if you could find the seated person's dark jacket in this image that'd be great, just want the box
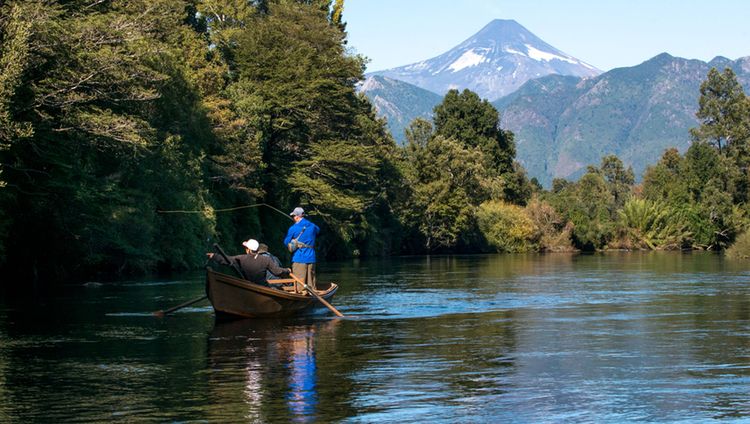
[260,251,284,281]
[213,252,288,285]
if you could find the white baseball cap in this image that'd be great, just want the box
[242,239,259,251]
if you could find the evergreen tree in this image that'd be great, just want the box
[690,67,750,204]
[0,0,230,282]
[403,135,486,251]
[227,1,366,196]
[600,155,635,211]
[642,148,690,206]
[433,89,516,177]
[548,170,614,250]
[330,0,346,33]
[208,0,400,257]
[690,68,750,156]
[404,117,432,151]
[0,1,37,265]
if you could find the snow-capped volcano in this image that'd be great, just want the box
[368,19,601,101]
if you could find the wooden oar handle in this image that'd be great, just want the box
[289,273,344,317]
[213,243,244,279]
[213,243,232,263]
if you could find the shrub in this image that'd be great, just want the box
[525,197,574,251]
[476,200,536,252]
[615,198,691,250]
[726,231,750,259]
[548,172,614,250]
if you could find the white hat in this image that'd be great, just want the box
[242,239,259,251]
[289,207,305,217]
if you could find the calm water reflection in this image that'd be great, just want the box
[1,252,749,422]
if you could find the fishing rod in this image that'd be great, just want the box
[157,202,294,221]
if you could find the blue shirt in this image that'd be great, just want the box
[284,218,319,263]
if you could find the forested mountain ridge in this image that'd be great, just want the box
[361,53,750,185]
[494,54,750,186]
[357,75,443,143]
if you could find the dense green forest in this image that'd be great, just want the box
[1,0,749,286]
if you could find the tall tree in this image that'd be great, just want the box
[642,148,690,206]
[690,67,750,203]
[600,155,635,211]
[690,68,750,156]
[403,135,486,251]
[214,0,401,257]
[433,89,516,177]
[0,1,38,264]
[0,0,227,282]
[228,1,366,195]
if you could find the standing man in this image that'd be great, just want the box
[284,207,319,291]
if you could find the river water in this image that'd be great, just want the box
[1,252,749,423]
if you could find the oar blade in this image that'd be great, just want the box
[152,295,208,318]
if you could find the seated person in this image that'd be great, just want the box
[257,243,284,282]
[208,239,291,286]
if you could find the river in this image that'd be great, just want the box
[1,252,749,422]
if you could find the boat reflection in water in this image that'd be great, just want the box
[207,317,340,422]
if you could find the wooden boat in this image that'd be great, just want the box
[205,267,339,319]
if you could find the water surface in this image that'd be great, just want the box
[1,252,749,422]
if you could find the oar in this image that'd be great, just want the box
[153,295,208,317]
[213,243,245,279]
[290,273,344,317]
[153,238,212,318]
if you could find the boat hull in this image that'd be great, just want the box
[206,268,338,318]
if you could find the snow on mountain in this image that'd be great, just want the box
[368,19,601,101]
[448,49,489,72]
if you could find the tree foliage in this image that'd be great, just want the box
[640,69,750,251]
[0,0,410,284]
[476,201,535,252]
[4,4,750,285]
[690,68,750,156]
[395,91,523,252]
[616,198,690,250]
[433,89,515,176]
[401,134,486,251]
[0,0,226,281]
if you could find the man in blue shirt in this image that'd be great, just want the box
[284,207,320,291]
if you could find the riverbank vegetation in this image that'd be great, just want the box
[1,0,749,285]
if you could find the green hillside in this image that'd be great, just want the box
[359,75,443,144]
[494,54,750,186]
[364,54,750,186]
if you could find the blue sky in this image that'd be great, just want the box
[344,0,750,72]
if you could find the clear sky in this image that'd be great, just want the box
[344,0,750,72]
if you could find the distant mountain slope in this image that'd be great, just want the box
[368,19,601,101]
[361,53,750,185]
[494,54,750,186]
[359,75,442,144]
